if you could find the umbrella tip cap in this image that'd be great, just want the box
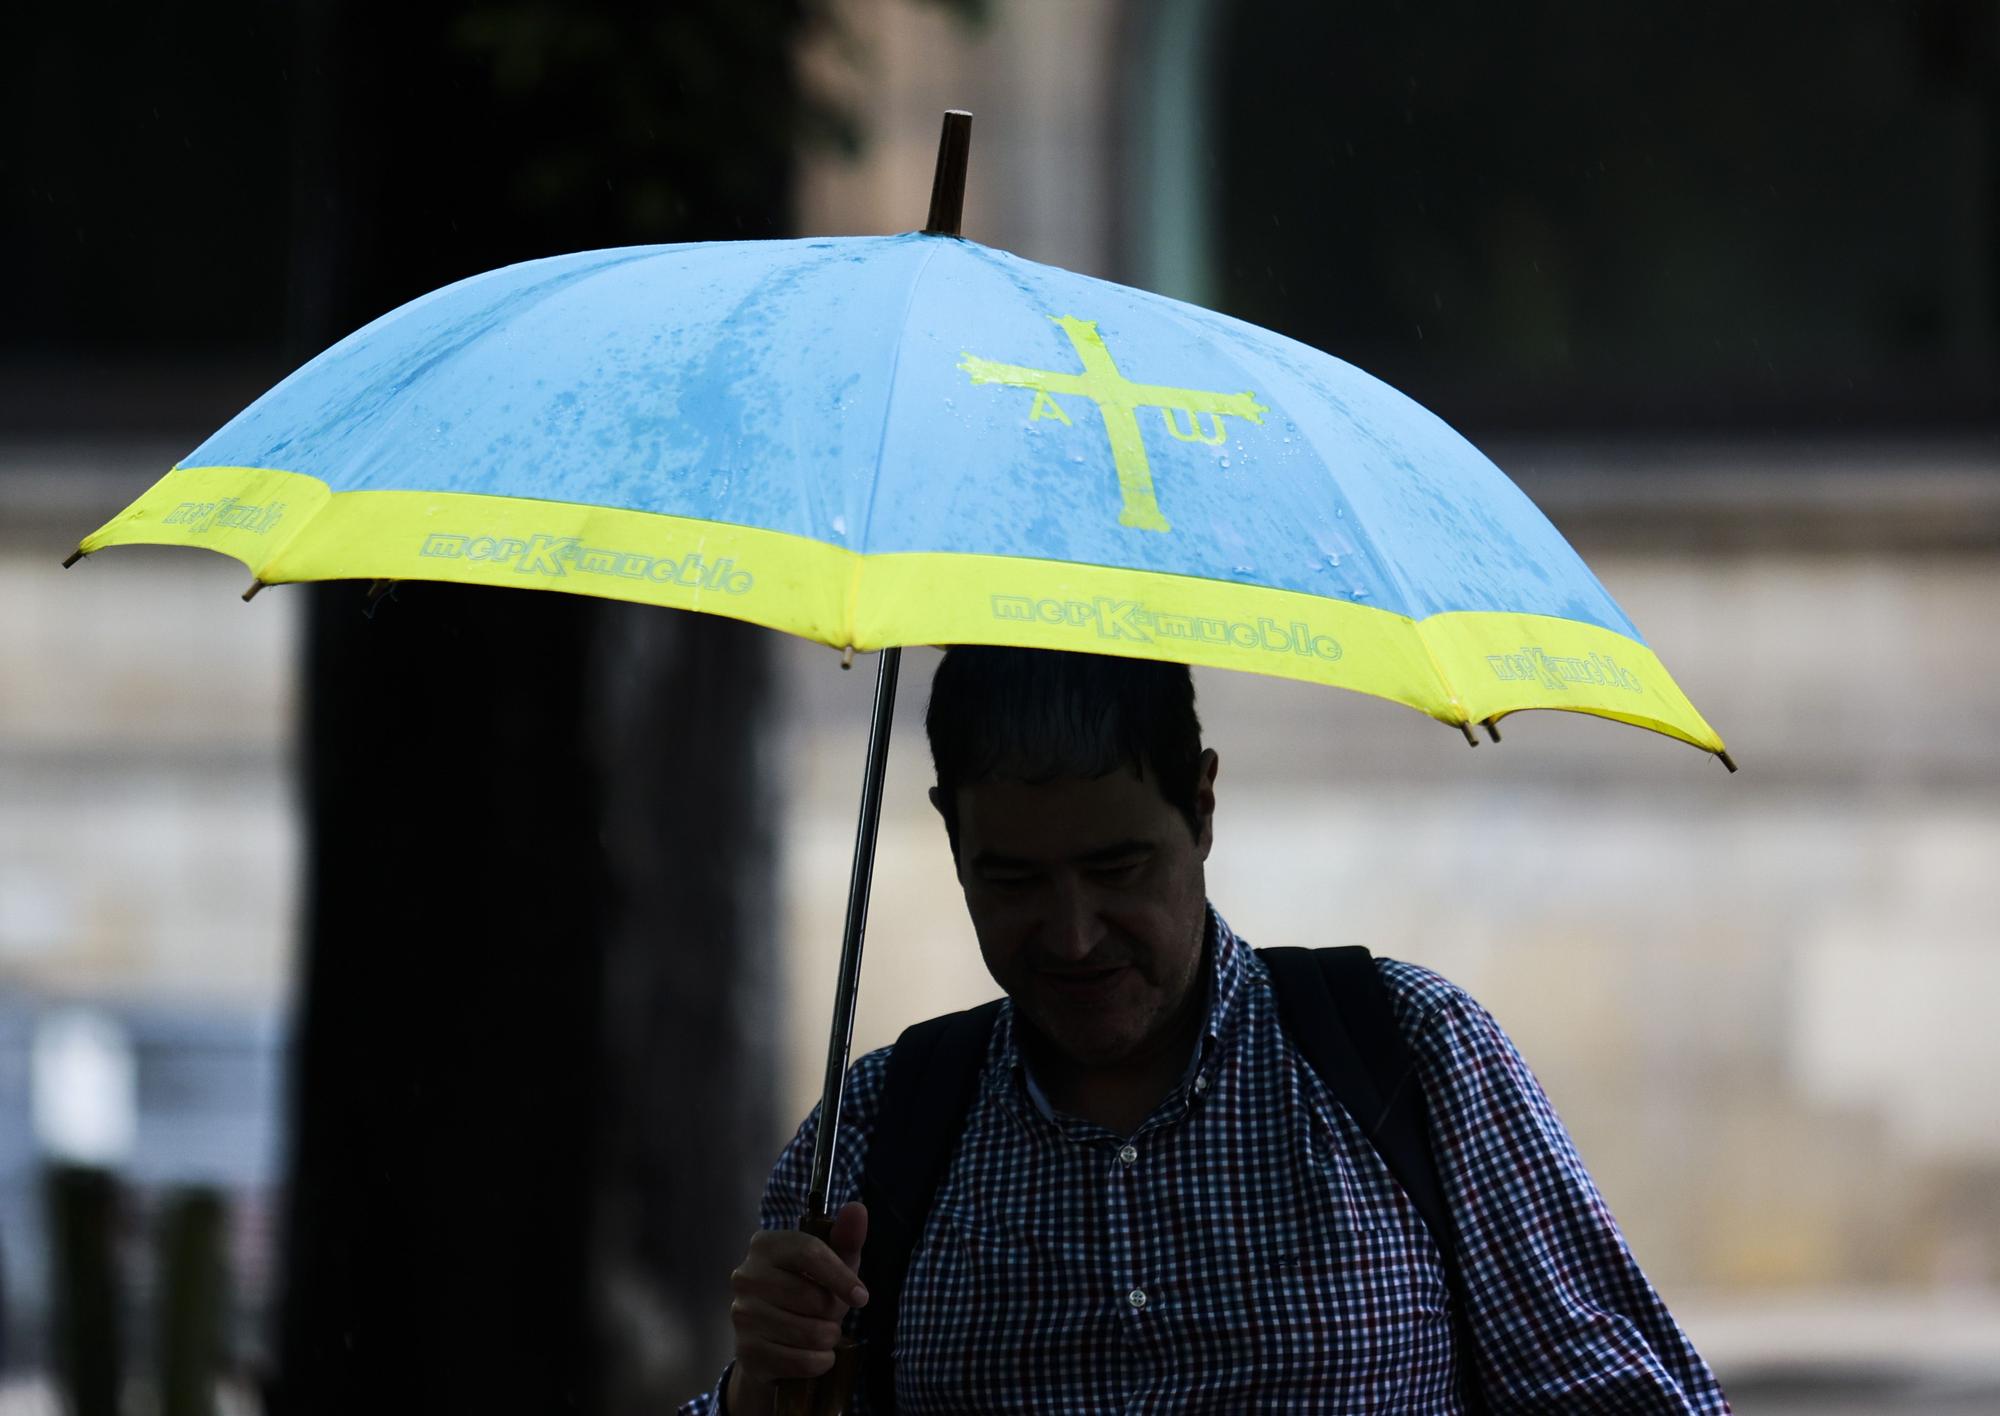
[923,110,974,237]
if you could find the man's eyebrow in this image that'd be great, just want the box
[1076,839,1154,864]
[968,839,1155,871]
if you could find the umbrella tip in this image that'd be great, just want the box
[922,110,973,237]
[1458,722,1479,748]
[841,645,856,671]
[1482,718,1502,744]
[1717,748,1739,774]
[241,578,266,603]
[62,548,86,569]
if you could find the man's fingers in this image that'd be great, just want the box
[731,1294,845,1354]
[736,1333,838,1382]
[733,1255,863,1316]
[727,1220,871,1398]
[787,1248,867,1309]
[732,1266,845,1322]
[740,1230,868,1308]
[830,1200,869,1278]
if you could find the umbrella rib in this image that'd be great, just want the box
[1409,616,1472,727]
[852,242,944,576]
[239,471,338,587]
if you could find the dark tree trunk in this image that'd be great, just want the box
[280,584,611,1413]
[588,605,777,1412]
[271,3,804,1410]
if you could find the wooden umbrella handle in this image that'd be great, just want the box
[772,1212,859,1416]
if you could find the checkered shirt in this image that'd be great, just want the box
[685,911,1729,1413]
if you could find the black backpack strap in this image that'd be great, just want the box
[1259,946,1450,1238]
[1258,946,1484,1410]
[855,998,1003,1414]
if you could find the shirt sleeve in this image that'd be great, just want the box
[1381,962,1731,1414]
[675,1369,729,1416]
[677,1047,894,1416]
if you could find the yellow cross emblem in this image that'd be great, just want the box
[958,316,1269,533]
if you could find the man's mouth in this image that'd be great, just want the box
[1039,964,1130,1000]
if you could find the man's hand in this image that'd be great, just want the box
[725,1201,869,1416]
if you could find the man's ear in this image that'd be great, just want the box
[1193,749,1220,860]
[928,785,961,867]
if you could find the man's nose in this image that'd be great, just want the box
[1042,878,1105,962]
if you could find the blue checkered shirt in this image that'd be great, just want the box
[685,911,1729,1413]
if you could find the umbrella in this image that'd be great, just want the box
[67,110,1728,1410]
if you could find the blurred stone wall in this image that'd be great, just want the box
[0,441,296,1365]
[1,445,297,1011]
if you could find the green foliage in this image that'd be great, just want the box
[447,0,854,243]
[445,0,989,243]
[3,0,990,355]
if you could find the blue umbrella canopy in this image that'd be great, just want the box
[76,228,1722,756]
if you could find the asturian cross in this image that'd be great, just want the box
[959,316,1268,533]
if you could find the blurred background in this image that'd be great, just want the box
[2,1,1997,1412]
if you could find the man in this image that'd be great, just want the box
[685,647,1729,1413]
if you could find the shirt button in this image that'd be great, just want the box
[1117,1143,1138,1165]
[1127,1287,1148,1310]
[1193,1074,1208,1095]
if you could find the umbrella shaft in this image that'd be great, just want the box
[807,646,902,1215]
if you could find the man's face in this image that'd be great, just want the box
[937,751,1219,1070]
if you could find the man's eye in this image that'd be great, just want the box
[1092,859,1146,882]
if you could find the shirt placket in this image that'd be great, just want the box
[1114,1089,1203,1413]
[1101,1127,1145,1409]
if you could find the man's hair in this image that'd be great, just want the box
[925,647,1205,858]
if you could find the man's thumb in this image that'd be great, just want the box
[830,1199,869,1278]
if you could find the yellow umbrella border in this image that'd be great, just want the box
[77,460,1728,760]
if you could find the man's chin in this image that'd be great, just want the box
[1023,1008,1150,1069]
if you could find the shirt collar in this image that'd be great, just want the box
[998,904,1249,1127]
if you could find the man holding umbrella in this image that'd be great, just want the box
[690,646,1730,1415]
[63,102,1734,1415]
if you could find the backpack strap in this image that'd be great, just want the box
[855,998,1003,1414]
[1258,946,1484,1411]
[1257,947,1448,1239]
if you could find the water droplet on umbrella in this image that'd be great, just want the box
[1334,507,1345,517]
[1325,553,1342,568]
[831,515,847,536]
[1219,456,1231,468]
[1350,587,1370,599]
